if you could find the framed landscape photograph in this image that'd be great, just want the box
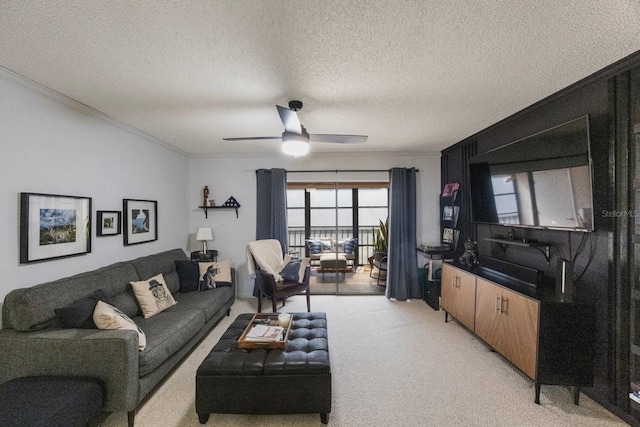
[20,192,92,263]
[97,210,121,236]
[123,199,157,246]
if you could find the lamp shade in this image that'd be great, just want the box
[196,227,213,241]
[282,140,309,157]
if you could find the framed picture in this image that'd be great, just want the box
[97,210,121,236]
[123,199,158,246]
[20,192,92,264]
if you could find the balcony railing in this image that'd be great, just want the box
[288,226,381,266]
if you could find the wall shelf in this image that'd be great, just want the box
[198,206,239,219]
[484,237,553,264]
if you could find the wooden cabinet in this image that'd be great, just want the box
[442,262,595,404]
[475,278,538,379]
[441,264,476,331]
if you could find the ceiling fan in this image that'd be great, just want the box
[223,101,368,156]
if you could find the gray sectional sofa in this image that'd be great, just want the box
[0,248,235,425]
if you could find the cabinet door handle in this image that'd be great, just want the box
[495,296,502,312]
[501,297,508,314]
[451,275,456,288]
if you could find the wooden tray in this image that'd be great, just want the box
[237,313,291,350]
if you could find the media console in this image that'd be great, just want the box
[440,262,596,404]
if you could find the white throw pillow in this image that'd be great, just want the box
[130,274,177,318]
[93,300,146,351]
[198,260,232,284]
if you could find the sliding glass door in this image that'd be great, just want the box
[287,183,388,295]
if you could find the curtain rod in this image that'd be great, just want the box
[286,169,419,173]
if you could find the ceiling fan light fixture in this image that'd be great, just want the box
[282,139,309,157]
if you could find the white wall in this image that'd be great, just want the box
[0,67,442,311]
[188,152,441,297]
[0,70,190,306]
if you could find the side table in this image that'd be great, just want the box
[191,250,218,262]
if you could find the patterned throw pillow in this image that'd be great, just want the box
[130,274,177,318]
[198,260,232,285]
[306,239,322,254]
[343,237,358,254]
[93,300,146,351]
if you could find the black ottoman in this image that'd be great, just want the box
[196,312,331,424]
[0,376,104,427]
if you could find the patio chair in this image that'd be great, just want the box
[370,252,388,286]
[247,239,311,313]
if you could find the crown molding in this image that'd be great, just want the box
[0,65,189,157]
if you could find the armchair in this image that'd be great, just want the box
[247,239,311,313]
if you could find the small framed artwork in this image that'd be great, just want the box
[123,199,158,246]
[20,192,92,264]
[97,210,121,236]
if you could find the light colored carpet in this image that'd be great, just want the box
[99,295,626,427]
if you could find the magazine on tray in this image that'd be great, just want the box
[245,324,285,341]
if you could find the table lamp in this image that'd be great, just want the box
[196,227,213,253]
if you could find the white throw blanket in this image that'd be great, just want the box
[247,239,286,281]
[247,239,309,283]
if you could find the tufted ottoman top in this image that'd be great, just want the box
[197,312,330,377]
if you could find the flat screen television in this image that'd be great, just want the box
[468,115,594,232]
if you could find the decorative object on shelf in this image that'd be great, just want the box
[20,192,92,263]
[96,210,121,237]
[208,199,215,206]
[458,240,478,267]
[221,196,241,208]
[202,186,209,207]
[123,199,158,246]
[196,227,213,252]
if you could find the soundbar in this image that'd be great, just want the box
[477,256,543,288]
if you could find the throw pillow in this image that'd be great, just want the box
[343,237,358,254]
[279,259,301,282]
[277,257,310,282]
[198,260,232,284]
[93,300,146,351]
[306,239,322,254]
[55,289,114,329]
[130,274,177,318]
[175,260,199,293]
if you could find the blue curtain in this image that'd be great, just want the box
[385,167,420,300]
[255,168,288,250]
[254,168,288,296]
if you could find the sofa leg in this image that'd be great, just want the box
[271,297,277,313]
[320,412,328,424]
[257,294,262,313]
[226,308,231,316]
[128,409,135,427]
[306,289,311,312]
[198,413,210,424]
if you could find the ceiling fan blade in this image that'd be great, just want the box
[276,105,302,134]
[222,136,281,141]
[309,134,368,144]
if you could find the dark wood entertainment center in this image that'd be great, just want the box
[440,50,640,424]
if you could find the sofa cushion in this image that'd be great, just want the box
[54,289,114,329]
[136,308,204,376]
[93,301,147,351]
[3,262,139,332]
[131,274,177,318]
[130,249,188,295]
[172,285,234,322]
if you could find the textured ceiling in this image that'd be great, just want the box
[1,1,639,155]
